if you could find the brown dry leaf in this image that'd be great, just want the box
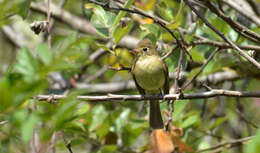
[170,126,194,153]
[150,129,174,153]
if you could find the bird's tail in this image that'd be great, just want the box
[149,100,164,129]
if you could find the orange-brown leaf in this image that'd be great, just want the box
[150,129,174,153]
[170,126,194,153]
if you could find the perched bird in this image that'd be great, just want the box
[131,39,169,129]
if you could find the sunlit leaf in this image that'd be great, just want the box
[122,125,143,146]
[21,113,38,142]
[181,115,199,128]
[245,129,260,153]
[89,105,108,132]
[113,21,134,44]
[112,0,133,29]
[141,24,161,39]
[37,43,52,65]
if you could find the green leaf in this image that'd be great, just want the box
[89,105,108,132]
[21,113,38,142]
[209,117,227,130]
[173,100,188,120]
[113,21,134,44]
[37,43,52,65]
[90,5,116,38]
[18,0,31,19]
[115,108,130,132]
[167,1,184,30]
[13,48,39,82]
[157,5,174,22]
[190,48,205,62]
[96,110,121,139]
[97,44,115,55]
[112,0,133,29]
[122,125,143,146]
[98,145,117,153]
[140,24,161,39]
[181,115,199,128]
[245,129,260,153]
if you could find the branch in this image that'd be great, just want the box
[30,2,139,49]
[246,0,260,16]
[36,90,260,101]
[190,38,260,52]
[222,0,260,27]
[205,1,260,43]
[88,0,186,55]
[197,136,254,153]
[184,0,260,69]
[182,48,220,90]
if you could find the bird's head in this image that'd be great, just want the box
[131,39,158,56]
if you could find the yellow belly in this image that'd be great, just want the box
[133,55,165,92]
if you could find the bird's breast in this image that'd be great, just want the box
[133,55,166,92]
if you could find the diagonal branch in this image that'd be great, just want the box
[205,1,260,43]
[184,0,260,69]
[182,48,220,90]
[196,136,254,153]
[87,0,186,55]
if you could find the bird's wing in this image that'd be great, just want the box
[161,60,169,94]
[132,74,146,95]
[131,57,146,95]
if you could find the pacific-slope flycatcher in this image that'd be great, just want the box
[131,39,169,129]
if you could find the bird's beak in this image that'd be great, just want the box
[130,49,139,54]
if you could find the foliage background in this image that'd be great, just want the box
[0,0,260,153]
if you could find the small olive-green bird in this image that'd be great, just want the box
[131,39,169,129]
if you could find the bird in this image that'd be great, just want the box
[131,38,169,129]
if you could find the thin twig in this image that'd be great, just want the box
[161,46,178,60]
[30,97,38,153]
[0,121,8,125]
[236,108,258,129]
[205,1,260,43]
[36,90,260,101]
[61,131,73,153]
[165,45,184,130]
[46,0,51,49]
[184,0,260,69]
[88,0,185,54]
[190,38,260,52]
[182,48,221,90]
[246,0,260,16]
[196,136,254,153]
[30,2,260,52]
[108,66,131,71]
[222,0,260,27]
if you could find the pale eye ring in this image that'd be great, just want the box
[143,47,148,52]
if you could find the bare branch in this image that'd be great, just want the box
[184,0,260,69]
[36,90,260,102]
[30,2,139,49]
[197,136,254,153]
[222,0,260,27]
[88,0,186,57]
[190,38,260,52]
[61,131,73,153]
[182,48,220,90]
[205,1,260,43]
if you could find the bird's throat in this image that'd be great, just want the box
[133,55,165,92]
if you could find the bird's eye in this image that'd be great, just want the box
[143,47,148,52]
